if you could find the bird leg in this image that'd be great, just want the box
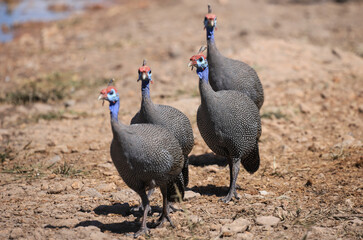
[134,191,150,238]
[221,158,241,203]
[132,188,155,214]
[154,186,175,228]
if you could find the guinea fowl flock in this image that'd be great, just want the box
[98,5,264,237]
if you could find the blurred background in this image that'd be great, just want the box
[0,0,362,239]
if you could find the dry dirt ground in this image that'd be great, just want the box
[0,0,362,239]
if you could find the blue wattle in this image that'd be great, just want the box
[109,100,120,120]
[206,27,215,43]
[197,66,209,83]
[141,80,151,98]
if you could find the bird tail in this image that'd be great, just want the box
[182,155,189,187]
[241,141,260,174]
[167,172,185,202]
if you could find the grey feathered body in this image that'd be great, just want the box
[110,118,184,200]
[131,97,194,186]
[207,41,264,110]
[197,80,261,173]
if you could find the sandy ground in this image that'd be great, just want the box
[0,0,362,239]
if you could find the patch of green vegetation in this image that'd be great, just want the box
[0,146,14,163]
[30,110,88,123]
[1,72,77,104]
[0,71,112,105]
[53,162,82,176]
[261,110,288,120]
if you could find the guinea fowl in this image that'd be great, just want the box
[189,50,261,203]
[99,83,185,237]
[204,5,264,110]
[131,60,194,187]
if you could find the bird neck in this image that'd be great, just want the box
[141,80,151,99]
[206,26,215,43]
[197,66,209,84]
[109,100,120,121]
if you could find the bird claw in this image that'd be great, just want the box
[154,214,175,228]
[133,227,150,238]
[220,190,240,203]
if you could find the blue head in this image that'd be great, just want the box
[99,85,120,119]
[204,5,217,41]
[137,60,153,98]
[189,53,209,82]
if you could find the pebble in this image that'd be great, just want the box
[96,183,116,192]
[71,181,83,190]
[221,218,250,236]
[47,183,65,194]
[111,189,137,202]
[54,145,70,154]
[10,228,24,239]
[236,232,254,240]
[259,190,270,196]
[256,216,280,226]
[89,143,101,151]
[47,155,61,166]
[81,188,103,198]
[184,190,201,200]
[299,103,310,114]
[205,165,219,173]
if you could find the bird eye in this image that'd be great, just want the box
[198,57,203,62]
[149,70,152,74]
[110,89,114,95]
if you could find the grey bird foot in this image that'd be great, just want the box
[132,204,152,215]
[133,227,150,238]
[154,214,175,228]
[169,204,184,213]
[220,190,240,203]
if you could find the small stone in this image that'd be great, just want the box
[299,103,310,114]
[89,143,101,151]
[98,163,114,170]
[89,231,109,240]
[210,224,221,231]
[221,218,250,235]
[189,215,200,224]
[259,190,270,196]
[345,199,354,208]
[96,183,116,192]
[184,190,201,200]
[81,188,103,198]
[47,183,65,194]
[256,216,280,226]
[47,155,61,166]
[205,165,219,173]
[236,232,254,240]
[54,145,70,154]
[40,183,49,190]
[111,189,137,202]
[64,100,76,108]
[10,228,23,239]
[71,181,83,190]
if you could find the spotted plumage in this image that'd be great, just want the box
[204,5,264,110]
[189,54,261,203]
[131,60,194,187]
[99,84,184,237]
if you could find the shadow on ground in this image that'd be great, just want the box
[75,220,140,234]
[190,184,229,197]
[189,153,227,167]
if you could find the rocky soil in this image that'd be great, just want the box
[0,0,362,239]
